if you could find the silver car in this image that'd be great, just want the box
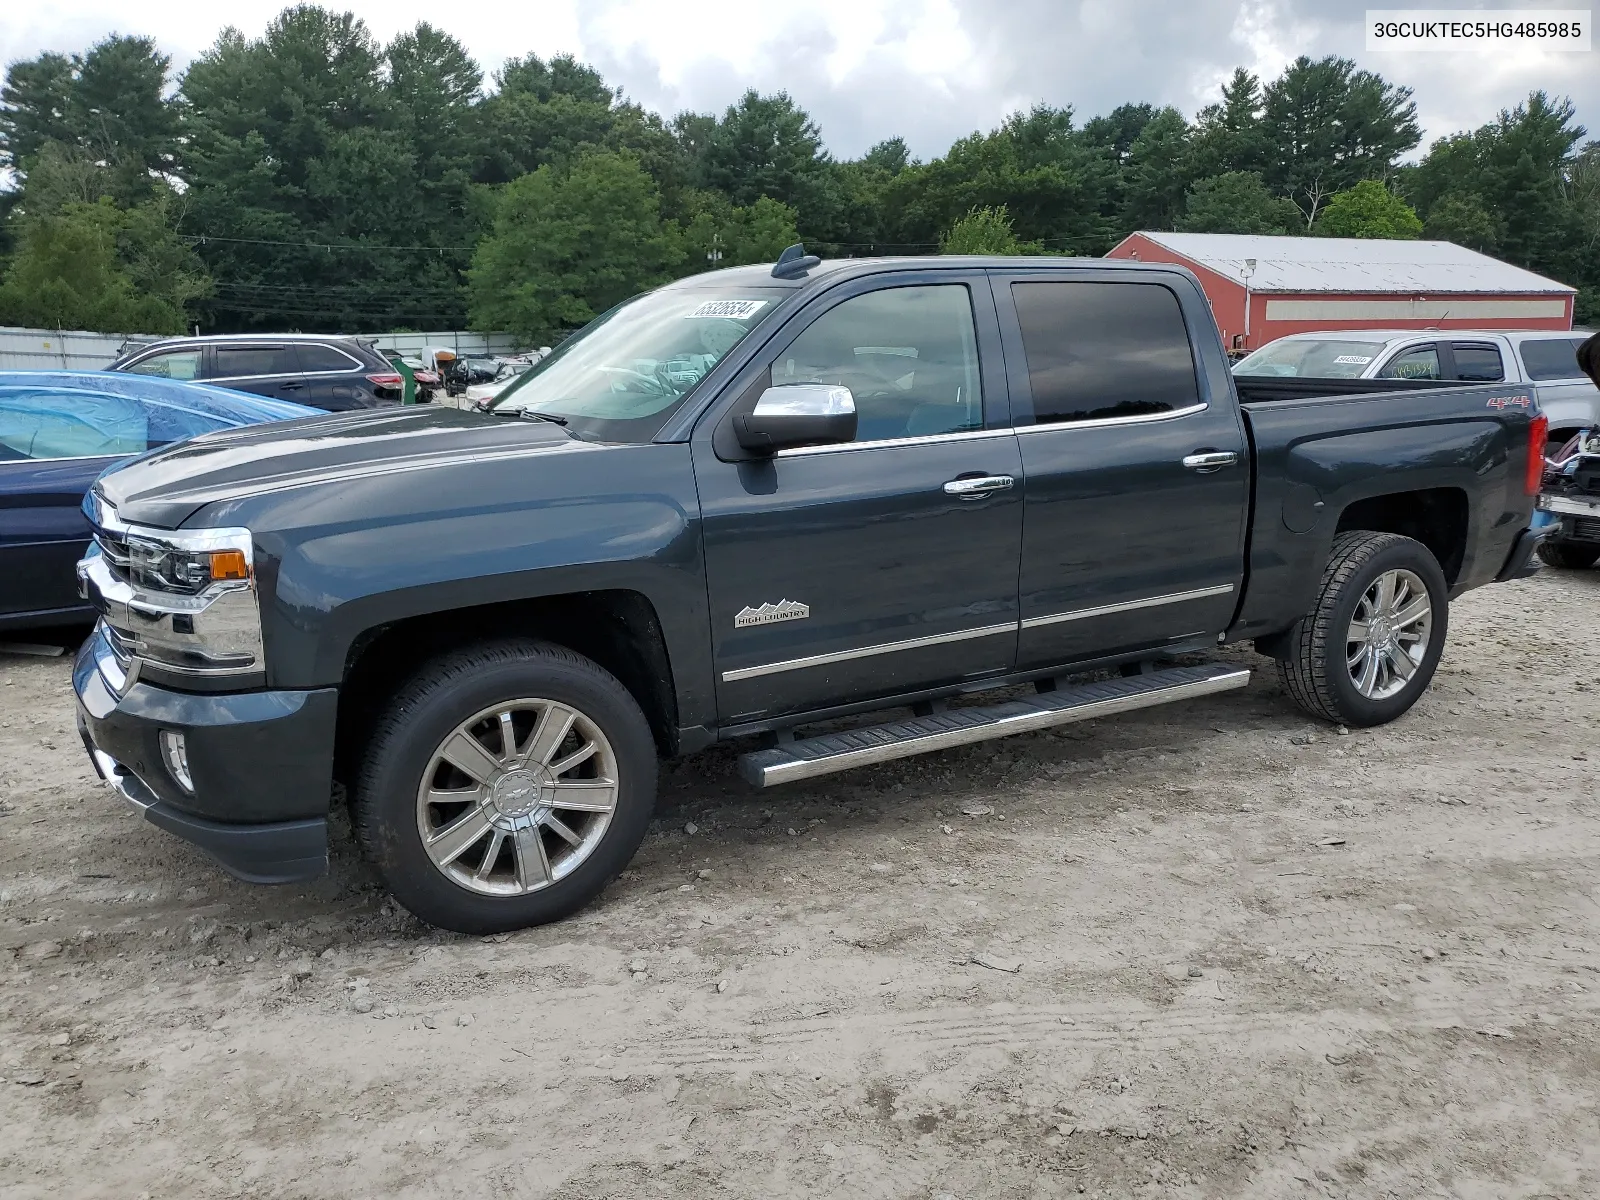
[1235,329,1597,446]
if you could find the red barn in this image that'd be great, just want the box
[1105,231,1576,352]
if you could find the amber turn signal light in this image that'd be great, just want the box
[209,549,250,581]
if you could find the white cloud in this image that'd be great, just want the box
[1,0,1594,158]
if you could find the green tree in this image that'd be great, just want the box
[468,150,682,339]
[1,35,177,204]
[1082,103,1159,168]
[1186,68,1269,180]
[1421,192,1499,250]
[1411,92,1586,283]
[1564,142,1600,321]
[679,192,799,269]
[1178,171,1304,234]
[1313,179,1422,238]
[1260,56,1421,224]
[692,90,832,232]
[939,205,1041,254]
[861,137,911,174]
[0,54,76,172]
[1119,107,1192,231]
[179,7,473,330]
[0,196,207,332]
[885,105,1116,252]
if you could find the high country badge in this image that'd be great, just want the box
[733,600,810,628]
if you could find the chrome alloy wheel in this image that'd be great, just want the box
[1346,568,1432,701]
[416,699,619,896]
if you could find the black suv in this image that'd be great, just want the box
[108,334,404,411]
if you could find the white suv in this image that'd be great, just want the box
[1235,329,1597,446]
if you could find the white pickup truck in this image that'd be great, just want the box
[1235,328,1598,447]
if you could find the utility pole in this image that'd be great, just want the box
[706,232,723,267]
[1242,258,1257,349]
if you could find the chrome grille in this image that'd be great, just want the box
[94,530,132,583]
[101,622,134,668]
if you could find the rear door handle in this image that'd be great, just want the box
[1182,451,1239,472]
[943,475,1014,499]
[278,382,304,391]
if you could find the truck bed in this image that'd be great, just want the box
[1229,375,1541,644]
[1233,376,1460,404]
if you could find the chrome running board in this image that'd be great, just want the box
[737,663,1251,787]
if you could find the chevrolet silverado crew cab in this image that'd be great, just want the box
[73,248,1549,934]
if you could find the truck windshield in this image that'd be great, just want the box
[1234,338,1389,378]
[489,289,781,441]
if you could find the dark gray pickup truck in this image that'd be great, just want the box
[73,249,1549,933]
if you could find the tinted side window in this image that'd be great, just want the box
[774,284,982,442]
[1378,345,1442,380]
[213,346,298,378]
[1520,338,1586,381]
[1010,282,1199,425]
[125,349,202,380]
[1451,343,1504,382]
[297,343,360,372]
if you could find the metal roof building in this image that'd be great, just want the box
[1105,232,1577,352]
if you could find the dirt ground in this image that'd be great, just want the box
[2,570,1599,1200]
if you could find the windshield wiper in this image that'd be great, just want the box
[509,409,568,426]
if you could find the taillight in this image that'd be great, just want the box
[366,373,403,388]
[1526,412,1548,495]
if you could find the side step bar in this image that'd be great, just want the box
[737,663,1251,788]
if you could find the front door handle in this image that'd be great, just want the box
[1182,451,1239,473]
[943,475,1014,499]
[278,382,304,391]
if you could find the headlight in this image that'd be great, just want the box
[127,533,252,595]
[78,514,266,688]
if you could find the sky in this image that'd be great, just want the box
[2,0,1596,160]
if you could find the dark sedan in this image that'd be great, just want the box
[0,371,315,631]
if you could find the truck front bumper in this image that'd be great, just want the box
[73,624,337,885]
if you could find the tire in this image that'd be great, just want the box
[353,639,658,934]
[1536,540,1600,570]
[1276,531,1448,728]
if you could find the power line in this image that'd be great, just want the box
[183,233,476,252]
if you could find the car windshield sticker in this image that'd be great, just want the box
[685,299,768,320]
[1333,355,1373,364]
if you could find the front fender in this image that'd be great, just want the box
[212,442,715,729]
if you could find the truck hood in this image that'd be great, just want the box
[95,405,580,528]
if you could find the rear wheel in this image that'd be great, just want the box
[1536,540,1600,570]
[354,639,657,933]
[1277,531,1448,727]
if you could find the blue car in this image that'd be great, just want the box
[0,371,316,631]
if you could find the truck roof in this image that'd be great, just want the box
[661,255,1192,291]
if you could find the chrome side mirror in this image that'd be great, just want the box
[734,384,858,453]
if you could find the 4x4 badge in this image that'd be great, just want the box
[734,599,810,628]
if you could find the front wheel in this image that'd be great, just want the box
[354,639,658,934]
[1277,531,1448,727]
[1537,540,1600,570]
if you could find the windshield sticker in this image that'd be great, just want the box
[684,299,768,320]
[1333,355,1373,364]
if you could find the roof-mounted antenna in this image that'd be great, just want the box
[772,243,821,280]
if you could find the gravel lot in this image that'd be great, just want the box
[3,570,1599,1199]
